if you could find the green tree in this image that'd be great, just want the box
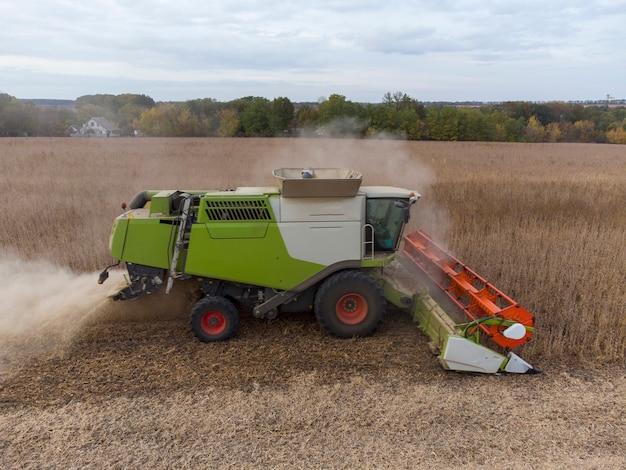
[240,97,272,136]
[117,103,145,135]
[382,92,425,115]
[505,117,526,141]
[426,106,458,140]
[316,94,368,136]
[0,92,14,109]
[229,96,255,113]
[75,104,115,127]
[0,93,76,136]
[364,92,425,139]
[35,107,74,136]
[318,94,360,123]
[76,94,154,113]
[126,94,156,109]
[484,109,509,141]
[295,104,320,131]
[457,108,490,141]
[270,97,294,135]
[0,99,36,136]
[608,107,626,124]
[532,103,560,126]
[186,98,221,136]
[366,104,401,137]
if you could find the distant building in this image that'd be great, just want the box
[84,117,121,137]
[65,124,82,136]
[69,117,120,137]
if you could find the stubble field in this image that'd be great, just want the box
[0,137,625,468]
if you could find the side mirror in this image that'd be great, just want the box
[393,200,411,223]
[503,323,526,340]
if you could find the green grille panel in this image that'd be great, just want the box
[203,199,273,222]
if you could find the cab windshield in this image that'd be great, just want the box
[366,198,409,252]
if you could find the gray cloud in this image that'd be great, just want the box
[0,0,623,101]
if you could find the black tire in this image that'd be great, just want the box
[190,296,239,342]
[314,270,386,338]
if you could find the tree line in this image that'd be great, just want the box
[1,91,625,143]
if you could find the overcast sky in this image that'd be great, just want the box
[1,0,624,103]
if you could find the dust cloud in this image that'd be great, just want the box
[0,254,123,377]
[250,136,433,189]
[250,135,450,240]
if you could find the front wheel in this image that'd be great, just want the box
[190,296,239,342]
[314,270,386,338]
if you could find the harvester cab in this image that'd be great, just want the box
[99,167,538,374]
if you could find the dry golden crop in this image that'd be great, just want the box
[1,137,625,468]
[1,137,624,362]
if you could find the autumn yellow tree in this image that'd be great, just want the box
[136,104,203,136]
[572,120,597,143]
[523,115,545,142]
[217,108,240,137]
[606,126,626,144]
[545,122,562,142]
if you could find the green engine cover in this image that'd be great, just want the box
[184,223,323,289]
[109,210,177,269]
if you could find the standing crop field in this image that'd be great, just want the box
[1,138,625,468]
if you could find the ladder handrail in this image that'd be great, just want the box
[362,223,375,260]
[166,193,192,294]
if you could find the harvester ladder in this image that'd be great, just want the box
[166,193,192,294]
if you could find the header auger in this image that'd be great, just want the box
[99,167,539,374]
[404,230,535,351]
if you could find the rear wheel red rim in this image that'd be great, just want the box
[200,311,227,335]
[335,293,368,325]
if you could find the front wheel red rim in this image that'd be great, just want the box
[335,294,368,325]
[200,311,227,335]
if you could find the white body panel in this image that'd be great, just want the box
[278,221,362,266]
[504,352,535,373]
[276,195,364,266]
[278,196,363,222]
[441,336,507,373]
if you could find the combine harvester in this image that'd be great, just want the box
[99,168,538,374]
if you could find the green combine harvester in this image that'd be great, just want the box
[99,168,538,374]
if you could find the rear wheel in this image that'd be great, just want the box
[190,296,239,342]
[315,270,386,338]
